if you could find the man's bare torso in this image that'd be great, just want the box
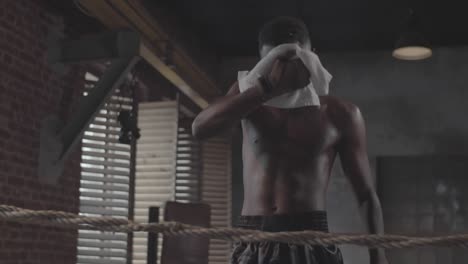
[190,43,387,262]
[241,96,350,215]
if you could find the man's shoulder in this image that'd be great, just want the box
[321,95,363,126]
[322,95,361,116]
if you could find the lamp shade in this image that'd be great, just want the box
[393,10,432,60]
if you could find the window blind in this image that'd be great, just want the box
[201,137,233,264]
[77,72,133,264]
[131,99,232,264]
[132,101,179,264]
[175,119,202,203]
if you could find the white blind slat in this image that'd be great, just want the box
[77,257,125,264]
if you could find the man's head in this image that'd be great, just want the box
[258,16,311,58]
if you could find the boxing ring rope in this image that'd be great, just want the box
[1,204,468,249]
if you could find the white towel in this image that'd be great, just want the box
[238,50,332,108]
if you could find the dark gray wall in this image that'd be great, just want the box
[220,47,468,263]
[323,48,468,156]
[379,156,468,264]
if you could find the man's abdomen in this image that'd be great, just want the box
[241,150,333,215]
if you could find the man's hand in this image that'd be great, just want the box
[263,58,310,100]
[241,44,300,92]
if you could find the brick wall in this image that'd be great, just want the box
[0,0,85,263]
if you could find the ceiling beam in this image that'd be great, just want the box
[78,0,221,109]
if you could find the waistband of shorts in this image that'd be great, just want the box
[236,211,329,232]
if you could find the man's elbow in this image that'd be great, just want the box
[191,116,208,140]
[191,117,202,139]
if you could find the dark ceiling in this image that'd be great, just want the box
[153,0,468,56]
[43,0,105,36]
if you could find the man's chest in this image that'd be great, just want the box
[242,106,340,154]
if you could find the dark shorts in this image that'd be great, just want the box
[231,212,343,264]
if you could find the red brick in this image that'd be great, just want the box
[0,1,82,263]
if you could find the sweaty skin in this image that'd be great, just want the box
[241,97,344,215]
[192,59,387,264]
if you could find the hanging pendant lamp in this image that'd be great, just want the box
[393,9,432,60]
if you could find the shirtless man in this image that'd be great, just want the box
[192,17,388,264]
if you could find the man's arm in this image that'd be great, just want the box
[338,105,388,264]
[192,43,310,140]
[191,81,265,140]
[192,56,309,140]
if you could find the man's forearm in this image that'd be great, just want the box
[192,85,265,140]
[360,192,387,263]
